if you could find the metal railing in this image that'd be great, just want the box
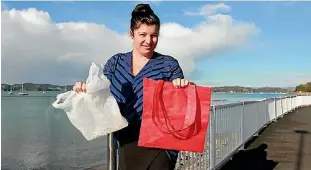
[107,95,311,170]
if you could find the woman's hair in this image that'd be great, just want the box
[130,4,160,36]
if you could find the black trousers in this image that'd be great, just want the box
[116,121,176,170]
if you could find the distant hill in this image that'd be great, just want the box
[1,83,73,91]
[212,86,292,93]
[1,82,295,93]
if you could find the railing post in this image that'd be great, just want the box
[240,101,244,149]
[295,96,297,109]
[281,98,284,117]
[265,99,268,125]
[256,101,259,133]
[107,133,116,170]
[290,96,292,111]
[294,96,296,110]
[209,105,216,170]
[291,96,293,111]
[274,97,277,121]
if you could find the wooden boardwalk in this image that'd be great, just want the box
[220,106,311,170]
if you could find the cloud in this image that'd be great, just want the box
[185,3,231,17]
[2,4,259,85]
[2,8,132,85]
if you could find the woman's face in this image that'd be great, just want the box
[131,23,159,56]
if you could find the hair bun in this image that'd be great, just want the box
[132,4,154,17]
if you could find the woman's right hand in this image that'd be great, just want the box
[73,81,87,93]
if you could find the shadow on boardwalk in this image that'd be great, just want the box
[220,143,278,170]
[220,106,311,170]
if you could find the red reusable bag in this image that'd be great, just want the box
[138,78,211,153]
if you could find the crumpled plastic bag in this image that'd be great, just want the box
[52,62,128,140]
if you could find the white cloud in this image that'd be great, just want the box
[185,3,231,17]
[2,4,259,85]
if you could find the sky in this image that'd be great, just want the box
[1,1,311,87]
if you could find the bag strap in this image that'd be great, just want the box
[153,80,197,139]
[151,80,197,139]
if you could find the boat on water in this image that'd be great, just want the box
[8,85,14,95]
[18,92,28,96]
[18,82,28,96]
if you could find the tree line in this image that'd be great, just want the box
[295,82,311,92]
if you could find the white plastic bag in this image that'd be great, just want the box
[52,62,128,140]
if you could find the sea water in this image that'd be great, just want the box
[1,91,288,170]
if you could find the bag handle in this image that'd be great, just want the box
[152,80,197,139]
[151,80,197,139]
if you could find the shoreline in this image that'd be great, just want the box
[290,91,311,96]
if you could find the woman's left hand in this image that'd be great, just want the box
[172,78,194,88]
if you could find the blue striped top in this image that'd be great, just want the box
[103,51,184,122]
[103,51,184,161]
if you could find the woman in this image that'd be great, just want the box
[74,4,193,170]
